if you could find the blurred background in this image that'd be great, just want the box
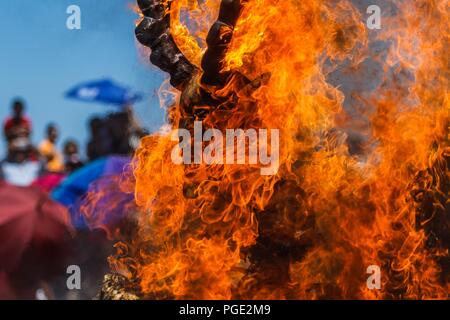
[0,0,165,159]
[0,0,166,300]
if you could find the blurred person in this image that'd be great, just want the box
[106,111,132,155]
[63,139,84,173]
[0,137,42,187]
[3,99,32,142]
[39,123,64,173]
[32,135,68,191]
[86,105,146,161]
[87,117,110,161]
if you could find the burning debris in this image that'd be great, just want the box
[101,0,449,299]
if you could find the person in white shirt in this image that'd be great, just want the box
[0,137,43,187]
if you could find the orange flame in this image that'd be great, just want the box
[128,3,144,26]
[111,0,450,299]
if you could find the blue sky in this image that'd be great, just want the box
[0,0,166,158]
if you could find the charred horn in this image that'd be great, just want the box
[200,0,245,86]
[135,0,195,89]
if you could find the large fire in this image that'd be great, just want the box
[105,0,449,299]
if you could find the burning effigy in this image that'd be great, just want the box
[98,0,449,299]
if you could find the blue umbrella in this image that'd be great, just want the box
[65,78,143,106]
[52,156,132,229]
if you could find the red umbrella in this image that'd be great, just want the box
[0,181,74,299]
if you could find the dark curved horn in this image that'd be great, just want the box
[135,0,196,89]
[200,0,245,86]
[135,0,246,90]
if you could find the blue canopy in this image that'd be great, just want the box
[65,78,143,106]
[52,156,132,229]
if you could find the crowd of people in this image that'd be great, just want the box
[0,97,148,300]
[0,98,146,189]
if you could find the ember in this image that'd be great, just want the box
[103,0,450,299]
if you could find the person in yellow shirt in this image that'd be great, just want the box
[39,124,64,173]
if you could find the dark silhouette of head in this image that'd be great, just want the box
[12,99,25,119]
[46,123,59,143]
[89,117,103,135]
[63,139,79,156]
